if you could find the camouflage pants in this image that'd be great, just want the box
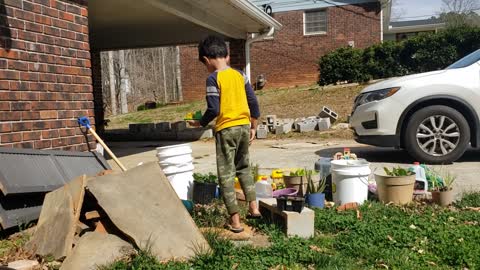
[216,125,256,215]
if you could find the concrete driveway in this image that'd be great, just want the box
[107,139,480,198]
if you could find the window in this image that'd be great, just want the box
[304,10,327,35]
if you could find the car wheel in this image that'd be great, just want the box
[405,105,470,164]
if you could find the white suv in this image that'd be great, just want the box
[350,49,480,164]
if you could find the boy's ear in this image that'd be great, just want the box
[202,56,210,65]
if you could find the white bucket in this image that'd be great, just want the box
[156,143,194,200]
[331,159,371,206]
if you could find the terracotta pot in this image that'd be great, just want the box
[431,190,454,206]
[284,175,319,197]
[375,174,415,205]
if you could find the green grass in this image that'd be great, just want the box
[101,192,480,270]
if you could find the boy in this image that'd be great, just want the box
[190,35,261,233]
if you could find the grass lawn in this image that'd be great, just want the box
[106,84,364,131]
[102,192,480,270]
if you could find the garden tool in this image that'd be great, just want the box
[77,116,127,172]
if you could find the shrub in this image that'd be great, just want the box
[318,47,368,85]
[318,26,480,85]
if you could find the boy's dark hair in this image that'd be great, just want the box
[198,35,228,63]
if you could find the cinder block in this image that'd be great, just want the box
[176,130,193,141]
[317,117,331,131]
[259,198,314,239]
[256,125,268,139]
[129,123,154,135]
[266,115,277,126]
[171,121,187,132]
[275,123,292,134]
[191,128,214,140]
[155,122,171,132]
[293,118,306,131]
[319,106,338,124]
[297,119,317,133]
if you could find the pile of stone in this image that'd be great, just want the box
[23,163,209,270]
[256,106,339,139]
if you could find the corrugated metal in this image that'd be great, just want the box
[0,148,110,195]
[0,147,111,229]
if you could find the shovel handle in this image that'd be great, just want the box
[78,117,127,172]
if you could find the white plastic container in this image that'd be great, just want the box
[410,162,428,194]
[331,159,371,206]
[156,143,194,200]
[255,179,273,203]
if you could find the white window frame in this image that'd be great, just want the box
[303,9,327,36]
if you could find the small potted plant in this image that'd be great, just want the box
[430,169,456,206]
[305,170,327,208]
[192,173,218,204]
[375,167,415,205]
[284,168,319,196]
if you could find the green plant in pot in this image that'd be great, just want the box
[305,171,327,208]
[430,168,456,207]
[374,166,416,205]
[284,168,319,196]
[192,173,218,204]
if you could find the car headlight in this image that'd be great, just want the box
[354,87,401,109]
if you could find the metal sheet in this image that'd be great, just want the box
[0,148,110,195]
[0,147,111,229]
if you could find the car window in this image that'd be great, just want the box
[447,49,480,69]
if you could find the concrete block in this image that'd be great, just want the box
[176,130,194,141]
[319,106,338,124]
[171,121,187,132]
[266,115,277,126]
[275,123,292,134]
[129,123,155,135]
[191,128,214,140]
[8,260,39,270]
[317,117,331,131]
[259,198,314,239]
[293,118,306,131]
[297,119,317,133]
[256,125,268,139]
[155,122,171,132]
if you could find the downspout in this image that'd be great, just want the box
[245,27,275,83]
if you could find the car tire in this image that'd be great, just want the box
[405,105,470,164]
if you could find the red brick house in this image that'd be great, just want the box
[0,0,281,150]
[180,0,391,101]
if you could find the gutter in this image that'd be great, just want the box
[229,0,282,31]
[245,27,275,83]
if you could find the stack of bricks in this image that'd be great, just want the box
[0,0,95,151]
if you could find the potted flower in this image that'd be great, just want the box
[375,167,415,205]
[305,171,327,209]
[192,173,218,204]
[430,169,456,206]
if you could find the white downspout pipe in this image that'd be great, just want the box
[245,27,275,83]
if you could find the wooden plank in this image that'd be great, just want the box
[27,175,87,259]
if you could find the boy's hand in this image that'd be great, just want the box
[249,128,256,143]
[188,120,201,127]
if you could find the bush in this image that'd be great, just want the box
[318,47,368,86]
[318,26,480,85]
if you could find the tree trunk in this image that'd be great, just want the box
[161,47,168,104]
[119,50,128,114]
[108,51,117,116]
[175,46,183,102]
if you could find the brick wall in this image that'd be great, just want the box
[250,3,381,89]
[180,39,247,102]
[0,0,95,151]
[179,3,381,100]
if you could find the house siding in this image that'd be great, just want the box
[0,0,95,151]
